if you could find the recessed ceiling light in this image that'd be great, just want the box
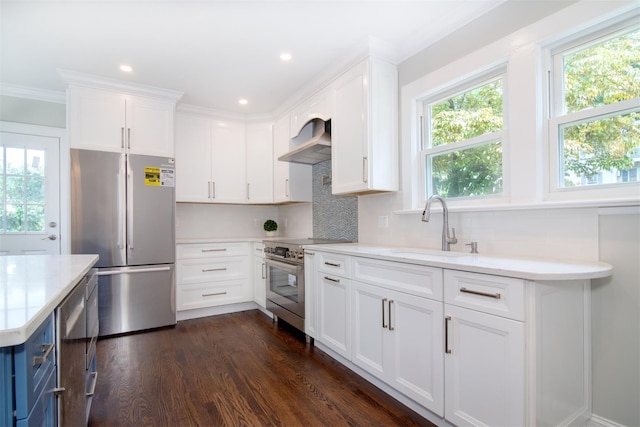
[238,99,248,105]
[280,52,292,62]
[120,64,133,73]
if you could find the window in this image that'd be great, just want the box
[550,22,640,194]
[0,145,46,233]
[420,73,505,201]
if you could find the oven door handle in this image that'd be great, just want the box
[265,258,302,271]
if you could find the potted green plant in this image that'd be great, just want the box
[263,219,278,237]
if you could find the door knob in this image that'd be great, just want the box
[42,234,57,240]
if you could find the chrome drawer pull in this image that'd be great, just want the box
[33,343,54,366]
[202,267,227,272]
[388,300,395,331]
[460,287,501,299]
[324,262,341,267]
[324,276,340,283]
[202,291,227,297]
[86,371,98,397]
[202,248,227,252]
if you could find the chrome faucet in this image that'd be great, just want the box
[421,195,457,251]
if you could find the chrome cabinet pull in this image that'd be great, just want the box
[202,291,227,297]
[285,178,289,197]
[86,371,98,397]
[202,267,227,272]
[261,262,266,280]
[127,128,131,150]
[212,181,216,199]
[324,276,340,283]
[382,298,388,328]
[445,316,452,354]
[460,287,501,299]
[33,343,54,366]
[247,183,250,200]
[388,300,395,331]
[324,262,340,267]
[208,181,211,198]
[201,248,227,252]
[363,156,368,183]
[121,127,125,149]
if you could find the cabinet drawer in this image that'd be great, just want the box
[317,252,350,277]
[253,242,265,258]
[353,257,443,301]
[13,313,56,419]
[177,242,249,259]
[444,270,525,321]
[177,257,249,285]
[16,364,56,427]
[177,279,252,310]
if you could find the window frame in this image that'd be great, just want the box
[545,17,640,201]
[417,68,508,206]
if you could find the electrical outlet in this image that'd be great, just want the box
[284,218,288,228]
[378,215,389,228]
[253,218,258,227]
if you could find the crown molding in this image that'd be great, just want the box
[58,69,184,103]
[0,83,66,104]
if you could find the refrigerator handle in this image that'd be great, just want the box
[96,266,171,276]
[117,157,126,252]
[127,158,134,251]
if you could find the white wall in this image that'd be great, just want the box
[175,202,312,240]
[0,95,65,128]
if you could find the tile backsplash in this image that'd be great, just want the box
[312,160,358,241]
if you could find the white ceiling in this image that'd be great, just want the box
[1,1,507,117]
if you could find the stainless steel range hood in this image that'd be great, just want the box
[278,118,331,165]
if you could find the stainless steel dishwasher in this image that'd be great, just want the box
[56,270,95,427]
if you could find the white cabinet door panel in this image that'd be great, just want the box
[175,114,212,202]
[211,121,246,203]
[444,304,524,427]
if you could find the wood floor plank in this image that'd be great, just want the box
[88,310,436,427]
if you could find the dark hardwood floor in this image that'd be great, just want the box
[88,310,436,427]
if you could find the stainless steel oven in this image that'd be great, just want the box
[264,238,349,334]
[266,257,305,331]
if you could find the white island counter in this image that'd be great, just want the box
[0,254,99,347]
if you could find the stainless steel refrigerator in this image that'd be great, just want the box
[70,149,176,336]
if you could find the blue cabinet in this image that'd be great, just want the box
[1,313,58,427]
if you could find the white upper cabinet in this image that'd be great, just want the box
[67,84,178,157]
[245,122,274,204]
[273,114,312,203]
[175,113,246,204]
[331,57,398,195]
[210,120,246,204]
[289,87,334,138]
[175,113,213,202]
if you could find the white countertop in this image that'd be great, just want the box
[0,254,99,347]
[304,243,613,281]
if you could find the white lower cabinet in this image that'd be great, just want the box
[304,250,318,338]
[444,304,524,426]
[311,251,592,427]
[444,270,525,427]
[176,242,252,311]
[253,243,266,308]
[352,281,444,413]
[317,273,351,359]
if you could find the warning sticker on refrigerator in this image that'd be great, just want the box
[145,167,175,187]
